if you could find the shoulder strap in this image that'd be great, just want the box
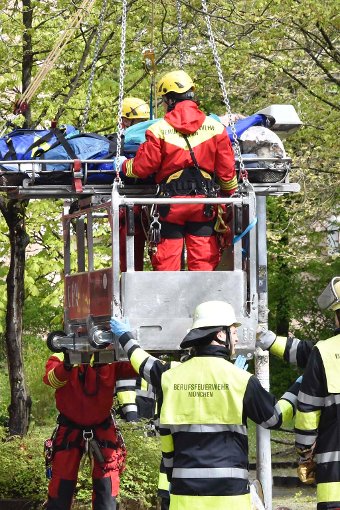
[182,133,200,171]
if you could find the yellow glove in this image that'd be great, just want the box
[297,459,316,485]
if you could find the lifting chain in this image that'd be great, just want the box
[114,0,128,183]
[176,0,184,69]
[80,0,108,132]
[200,0,248,184]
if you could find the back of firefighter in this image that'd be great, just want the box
[293,277,340,510]
[110,301,301,510]
[43,351,136,510]
[121,70,237,271]
[119,96,150,272]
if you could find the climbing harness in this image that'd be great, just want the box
[80,0,108,132]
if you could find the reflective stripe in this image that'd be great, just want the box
[143,356,157,380]
[163,457,173,468]
[295,409,321,430]
[115,379,137,388]
[124,338,139,353]
[298,391,324,407]
[172,467,249,479]
[160,434,174,453]
[168,424,247,435]
[295,433,317,446]
[281,392,297,406]
[158,471,169,492]
[289,338,300,364]
[47,369,67,389]
[125,158,138,179]
[169,494,252,510]
[278,398,294,425]
[260,403,280,428]
[130,347,150,373]
[325,394,340,407]
[317,481,340,503]
[316,451,340,463]
[270,336,286,358]
[121,404,138,413]
[218,175,238,192]
[116,391,136,405]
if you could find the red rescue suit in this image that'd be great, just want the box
[43,353,136,510]
[122,101,237,271]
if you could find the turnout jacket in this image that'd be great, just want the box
[295,330,340,510]
[268,333,314,369]
[43,353,136,425]
[119,333,300,510]
[122,100,237,195]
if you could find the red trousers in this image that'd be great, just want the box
[152,197,220,271]
[46,423,122,510]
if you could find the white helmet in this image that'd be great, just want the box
[191,301,241,329]
[317,277,340,311]
[180,301,241,348]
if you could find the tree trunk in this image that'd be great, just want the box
[5,199,31,436]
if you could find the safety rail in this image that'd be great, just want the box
[0,157,299,198]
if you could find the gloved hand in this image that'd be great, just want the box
[234,355,248,371]
[114,155,127,172]
[256,325,276,350]
[110,317,131,338]
[297,458,316,485]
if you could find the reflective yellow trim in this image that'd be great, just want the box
[47,369,67,389]
[130,348,150,373]
[316,335,340,392]
[278,398,293,426]
[169,493,252,510]
[317,481,340,503]
[160,434,174,454]
[140,378,148,391]
[295,409,321,431]
[270,336,287,359]
[125,158,139,179]
[158,471,169,492]
[166,170,183,183]
[116,390,136,405]
[149,117,225,149]
[218,175,237,191]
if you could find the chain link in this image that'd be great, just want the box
[114,0,128,183]
[176,0,184,69]
[201,0,247,182]
[80,0,108,132]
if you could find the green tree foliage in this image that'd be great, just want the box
[0,0,338,429]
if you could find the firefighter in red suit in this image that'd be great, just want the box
[43,351,136,510]
[121,70,237,271]
[119,97,150,272]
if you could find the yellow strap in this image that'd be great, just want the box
[214,205,228,233]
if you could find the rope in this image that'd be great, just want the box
[80,0,108,132]
[20,0,96,107]
[114,0,128,183]
[233,217,258,244]
[200,0,247,184]
[176,0,184,69]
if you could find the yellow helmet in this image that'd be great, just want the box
[157,70,195,97]
[121,97,150,120]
